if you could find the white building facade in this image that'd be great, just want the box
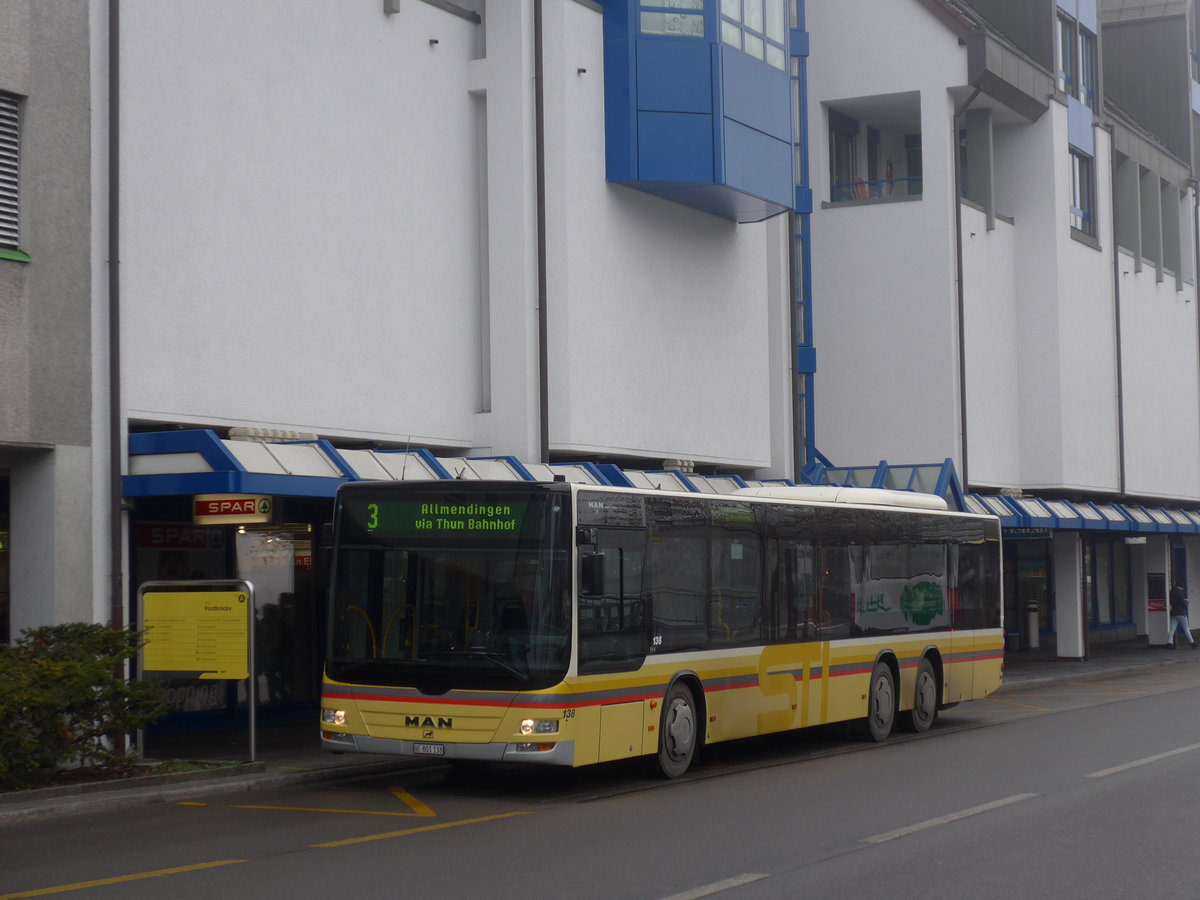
[808,0,1200,655]
[3,0,1200,705]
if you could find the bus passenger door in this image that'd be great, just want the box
[577,528,648,676]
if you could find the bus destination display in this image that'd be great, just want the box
[358,499,528,537]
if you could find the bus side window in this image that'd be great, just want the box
[818,544,856,639]
[772,541,817,642]
[710,503,762,647]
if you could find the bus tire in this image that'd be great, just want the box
[657,681,699,778]
[861,660,896,743]
[900,658,938,733]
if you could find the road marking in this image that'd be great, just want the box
[981,697,1049,710]
[231,787,435,818]
[390,787,436,816]
[1086,742,1200,778]
[862,794,1038,844]
[233,803,429,817]
[655,874,770,900]
[312,810,530,848]
[0,860,246,899]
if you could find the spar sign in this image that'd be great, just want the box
[193,494,273,525]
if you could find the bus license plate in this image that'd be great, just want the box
[412,742,445,756]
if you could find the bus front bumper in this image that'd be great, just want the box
[320,732,576,766]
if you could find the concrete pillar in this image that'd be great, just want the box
[9,446,97,634]
[1144,535,1171,646]
[1053,531,1084,659]
[1131,540,1148,636]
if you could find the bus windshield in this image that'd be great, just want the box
[326,484,571,692]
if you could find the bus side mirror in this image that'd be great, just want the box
[576,526,598,546]
[580,552,605,596]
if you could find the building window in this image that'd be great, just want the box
[829,110,858,201]
[640,1,705,38]
[721,0,788,70]
[1057,15,1098,111]
[905,133,922,196]
[1069,149,1095,235]
[1057,14,1076,95]
[1079,29,1098,112]
[0,93,19,250]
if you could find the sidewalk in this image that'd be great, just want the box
[2,639,1194,824]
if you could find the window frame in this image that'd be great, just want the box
[1069,149,1096,237]
[720,0,788,70]
[1078,27,1098,112]
[1056,13,1077,96]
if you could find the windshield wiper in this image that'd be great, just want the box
[455,650,529,682]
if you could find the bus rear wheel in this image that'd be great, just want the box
[900,658,938,733]
[657,682,699,778]
[861,661,896,743]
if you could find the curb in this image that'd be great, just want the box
[0,757,430,825]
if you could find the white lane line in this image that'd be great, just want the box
[1086,742,1200,778]
[862,793,1039,845]
[656,873,770,900]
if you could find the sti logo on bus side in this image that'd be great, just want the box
[406,716,453,729]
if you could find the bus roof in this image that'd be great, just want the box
[733,485,949,511]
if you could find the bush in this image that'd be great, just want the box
[0,623,166,789]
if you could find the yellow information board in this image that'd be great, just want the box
[143,591,251,680]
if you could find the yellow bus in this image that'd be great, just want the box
[320,480,1003,777]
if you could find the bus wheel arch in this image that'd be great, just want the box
[899,652,940,733]
[656,675,704,778]
[860,654,898,743]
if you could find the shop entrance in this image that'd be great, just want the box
[1004,538,1051,650]
[236,524,318,707]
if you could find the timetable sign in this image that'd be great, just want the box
[142,591,250,680]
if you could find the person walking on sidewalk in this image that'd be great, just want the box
[1167,579,1197,649]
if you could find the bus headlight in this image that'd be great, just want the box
[322,708,347,726]
[519,718,559,735]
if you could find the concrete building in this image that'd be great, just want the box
[2,0,818,715]
[0,1,109,642]
[807,0,1200,655]
[3,0,1200,718]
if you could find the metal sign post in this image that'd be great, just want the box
[137,579,257,762]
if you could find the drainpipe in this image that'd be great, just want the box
[533,0,550,462]
[1193,177,1200,458]
[952,86,981,490]
[1105,120,1126,496]
[108,0,124,629]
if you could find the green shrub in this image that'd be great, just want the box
[0,623,166,789]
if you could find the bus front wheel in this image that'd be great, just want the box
[861,661,896,743]
[657,682,699,778]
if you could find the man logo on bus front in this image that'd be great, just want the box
[423,729,434,739]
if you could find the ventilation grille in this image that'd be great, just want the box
[0,93,19,249]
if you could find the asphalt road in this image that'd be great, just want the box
[4,664,1200,899]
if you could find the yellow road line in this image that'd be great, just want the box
[313,810,531,848]
[232,804,420,817]
[0,860,246,900]
[231,787,436,818]
[390,788,436,816]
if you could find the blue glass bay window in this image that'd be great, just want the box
[603,0,798,223]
